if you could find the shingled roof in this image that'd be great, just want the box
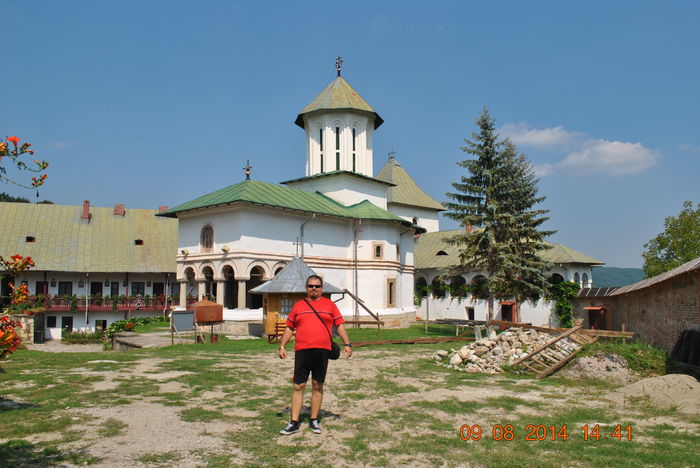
[376,157,444,211]
[610,256,700,296]
[250,257,343,294]
[414,229,604,269]
[295,76,384,129]
[158,179,421,230]
[0,202,177,273]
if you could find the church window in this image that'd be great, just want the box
[201,225,214,253]
[335,127,340,170]
[352,128,356,172]
[574,272,580,284]
[386,278,396,307]
[319,128,324,173]
[582,273,589,286]
[372,242,383,259]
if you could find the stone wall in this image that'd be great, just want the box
[574,270,700,354]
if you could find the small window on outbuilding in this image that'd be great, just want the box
[134,239,144,246]
[26,236,35,243]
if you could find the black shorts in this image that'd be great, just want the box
[293,348,330,384]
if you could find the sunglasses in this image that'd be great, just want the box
[306,284,322,289]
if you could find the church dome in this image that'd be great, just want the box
[294,76,383,129]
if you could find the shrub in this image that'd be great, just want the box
[104,316,169,339]
[0,316,23,360]
[61,330,104,344]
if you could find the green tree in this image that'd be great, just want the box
[0,135,49,194]
[0,192,30,203]
[642,200,700,278]
[444,108,553,328]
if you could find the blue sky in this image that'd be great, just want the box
[2,0,698,268]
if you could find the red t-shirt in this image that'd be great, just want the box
[286,297,344,351]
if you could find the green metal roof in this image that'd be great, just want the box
[415,229,604,270]
[295,76,384,129]
[0,202,177,273]
[281,170,394,187]
[159,179,419,228]
[376,157,445,211]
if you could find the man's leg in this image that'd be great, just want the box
[291,382,306,422]
[310,379,323,420]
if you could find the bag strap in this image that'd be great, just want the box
[304,299,334,345]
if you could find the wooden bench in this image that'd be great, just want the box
[267,319,289,343]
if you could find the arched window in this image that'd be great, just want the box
[431,278,446,299]
[450,276,467,298]
[574,273,580,284]
[436,250,448,256]
[201,225,214,253]
[415,277,428,298]
[470,275,489,300]
[582,273,589,286]
[549,273,564,284]
[202,266,214,298]
[412,217,418,225]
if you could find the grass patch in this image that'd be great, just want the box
[97,418,127,437]
[136,451,182,464]
[0,440,99,467]
[581,339,666,376]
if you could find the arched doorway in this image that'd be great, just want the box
[184,267,196,299]
[222,265,237,309]
[431,277,446,299]
[246,266,265,309]
[202,266,214,300]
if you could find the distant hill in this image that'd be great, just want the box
[592,267,645,287]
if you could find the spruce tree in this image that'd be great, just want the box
[444,108,553,328]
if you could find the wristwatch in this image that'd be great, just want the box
[344,343,352,347]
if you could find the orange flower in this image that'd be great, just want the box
[7,136,20,146]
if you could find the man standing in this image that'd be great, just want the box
[278,274,352,435]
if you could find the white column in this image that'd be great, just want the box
[216,281,225,305]
[237,280,247,309]
[179,282,187,308]
[198,282,206,301]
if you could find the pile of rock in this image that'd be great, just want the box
[431,327,557,374]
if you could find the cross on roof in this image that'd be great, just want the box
[243,159,253,180]
[335,55,343,77]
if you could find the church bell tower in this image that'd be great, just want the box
[294,57,383,178]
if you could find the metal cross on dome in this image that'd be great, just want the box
[336,55,343,77]
[243,159,253,180]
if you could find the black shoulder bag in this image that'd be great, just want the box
[304,299,341,360]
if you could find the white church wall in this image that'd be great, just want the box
[388,204,441,233]
[285,173,388,209]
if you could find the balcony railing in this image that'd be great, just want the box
[17,295,198,313]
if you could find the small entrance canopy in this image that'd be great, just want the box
[249,257,343,295]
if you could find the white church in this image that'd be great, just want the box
[160,61,603,328]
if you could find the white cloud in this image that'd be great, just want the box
[498,123,661,176]
[500,122,580,149]
[558,140,661,175]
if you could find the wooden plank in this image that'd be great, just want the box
[537,347,583,379]
[511,326,583,367]
[514,324,635,339]
[343,289,381,322]
[351,335,474,347]
[486,320,533,328]
[522,362,539,373]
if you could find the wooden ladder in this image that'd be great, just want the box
[512,326,597,379]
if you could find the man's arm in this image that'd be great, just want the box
[278,327,294,359]
[336,323,353,357]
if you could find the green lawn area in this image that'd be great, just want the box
[1,326,698,467]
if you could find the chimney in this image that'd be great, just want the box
[81,200,90,220]
[114,204,125,216]
[465,225,473,234]
[158,206,168,213]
